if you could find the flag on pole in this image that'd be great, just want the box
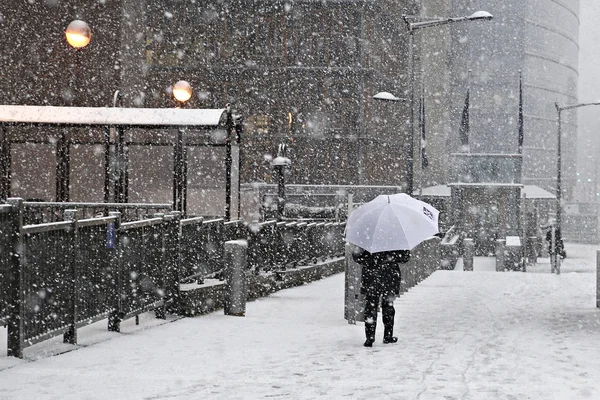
[419,93,429,168]
[458,89,470,151]
[518,72,524,154]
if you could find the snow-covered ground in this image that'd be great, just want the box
[1,243,599,399]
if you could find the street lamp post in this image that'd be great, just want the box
[400,11,493,196]
[271,144,291,220]
[372,91,410,192]
[225,106,233,221]
[553,101,600,274]
[111,90,127,204]
[555,101,600,230]
[61,20,92,202]
[172,80,192,214]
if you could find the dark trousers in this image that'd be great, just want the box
[364,292,396,341]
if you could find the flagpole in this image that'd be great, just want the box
[458,70,471,153]
[518,71,524,155]
[517,71,524,186]
[418,85,425,200]
[466,69,471,154]
[407,28,415,197]
[418,81,425,198]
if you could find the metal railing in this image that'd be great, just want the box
[179,218,347,282]
[179,217,242,283]
[0,198,346,357]
[20,219,78,347]
[20,201,172,225]
[76,216,118,325]
[116,214,180,322]
[247,220,346,272]
[2,199,181,357]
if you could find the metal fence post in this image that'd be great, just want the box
[550,226,557,274]
[307,222,317,264]
[495,239,505,272]
[597,250,600,309]
[165,211,182,314]
[152,213,168,320]
[224,240,247,316]
[296,222,308,266]
[521,193,527,273]
[347,193,354,216]
[463,238,474,271]
[108,211,122,332]
[6,198,23,358]
[556,228,561,275]
[273,221,286,270]
[63,209,79,345]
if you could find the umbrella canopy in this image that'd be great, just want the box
[345,193,439,253]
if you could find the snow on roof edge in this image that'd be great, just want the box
[0,105,228,127]
[420,184,556,199]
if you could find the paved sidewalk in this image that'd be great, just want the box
[0,244,599,399]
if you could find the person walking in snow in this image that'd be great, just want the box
[545,227,566,259]
[352,247,410,347]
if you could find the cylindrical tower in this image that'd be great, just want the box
[522,0,580,198]
[420,0,580,199]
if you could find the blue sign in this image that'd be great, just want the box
[106,222,116,249]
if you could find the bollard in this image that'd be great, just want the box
[224,240,248,316]
[463,238,474,271]
[597,251,600,309]
[344,243,363,324]
[495,239,505,272]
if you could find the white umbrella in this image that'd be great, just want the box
[345,193,439,253]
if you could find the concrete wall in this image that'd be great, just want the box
[179,258,346,317]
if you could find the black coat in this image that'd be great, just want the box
[545,228,566,257]
[352,248,410,296]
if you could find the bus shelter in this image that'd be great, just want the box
[0,105,242,219]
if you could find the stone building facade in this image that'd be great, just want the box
[0,0,581,208]
[0,0,417,207]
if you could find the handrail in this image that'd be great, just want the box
[78,216,118,227]
[23,201,171,209]
[22,220,73,234]
[181,216,204,226]
[120,217,164,230]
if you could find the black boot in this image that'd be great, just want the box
[382,298,397,344]
[383,324,398,343]
[363,294,378,347]
[364,322,376,347]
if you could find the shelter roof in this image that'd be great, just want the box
[420,185,451,197]
[421,184,556,200]
[521,185,556,199]
[0,105,228,127]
